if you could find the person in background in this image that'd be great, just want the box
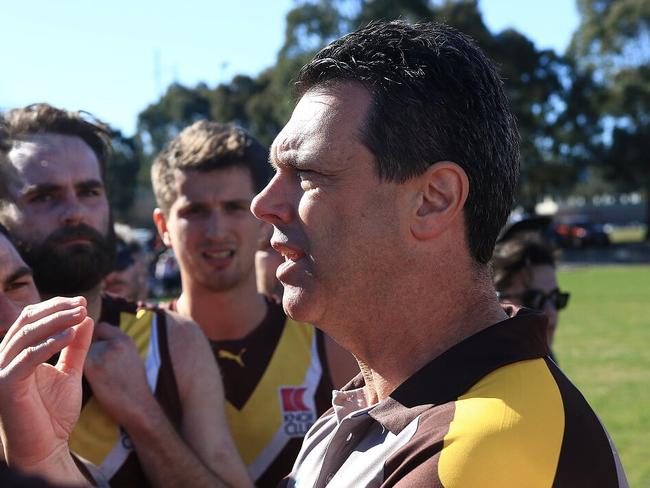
[0,104,250,487]
[1,223,94,486]
[102,224,150,303]
[493,231,569,357]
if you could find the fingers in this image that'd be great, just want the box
[1,296,86,348]
[0,327,76,385]
[57,317,94,376]
[0,305,88,369]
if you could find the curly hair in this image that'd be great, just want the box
[151,120,270,212]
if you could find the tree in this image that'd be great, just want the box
[106,130,143,222]
[132,0,581,214]
[570,0,650,238]
[137,83,212,159]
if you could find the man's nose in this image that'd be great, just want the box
[205,211,227,238]
[251,173,293,225]
[60,193,85,226]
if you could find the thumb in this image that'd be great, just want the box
[58,317,94,375]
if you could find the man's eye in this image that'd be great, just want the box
[6,280,31,292]
[29,193,53,203]
[224,202,248,212]
[182,206,205,217]
[79,188,102,198]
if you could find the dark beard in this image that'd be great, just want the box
[15,224,116,296]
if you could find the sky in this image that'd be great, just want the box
[2,0,579,136]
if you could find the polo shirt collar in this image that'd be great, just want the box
[358,309,549,434]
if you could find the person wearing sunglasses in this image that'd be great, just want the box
[493,232,570,356]
[102,228,150,303]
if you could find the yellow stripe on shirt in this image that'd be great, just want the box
[69,309,155,465]
[225,319,314,465]
[438,358,564,488]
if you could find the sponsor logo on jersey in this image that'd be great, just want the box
[279,386,316,437]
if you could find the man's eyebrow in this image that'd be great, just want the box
[76,179,104,190]
[21,182,60,196]
[4,266,33,286]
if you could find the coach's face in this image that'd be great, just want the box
[0,134,113,295]
[252,82,408,332]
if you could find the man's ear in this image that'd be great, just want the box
[411,161,469,240]
[153,208,172,247]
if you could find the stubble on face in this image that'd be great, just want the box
[262,83,410,332]
[1,134,114,296]
[15,223,116,296]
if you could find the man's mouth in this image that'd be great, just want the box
[271,241,305,262]
[62,238,92,245]
[202,250,235,259]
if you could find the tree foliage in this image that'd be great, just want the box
[570,0,650,237]
[122,0,647,232]
[105,130,142,222]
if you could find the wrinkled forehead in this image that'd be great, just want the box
[271,83,372,165]
[6,134,102,190]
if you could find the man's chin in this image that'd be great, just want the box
[281,285,321,324]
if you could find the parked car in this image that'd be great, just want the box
[553,217,611,248]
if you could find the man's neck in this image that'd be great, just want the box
[340,271,508,404]
[175,279,267,342]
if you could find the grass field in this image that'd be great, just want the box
[555,265,650,487]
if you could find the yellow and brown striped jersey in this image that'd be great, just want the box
[169,299,333,487]
[284,310,628,488]
[69,295,182,487]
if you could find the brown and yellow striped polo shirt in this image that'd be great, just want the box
[282,310,628,487]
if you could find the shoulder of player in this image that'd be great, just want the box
[394,359,566,485]
[162,309,211,357]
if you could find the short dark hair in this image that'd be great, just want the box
[151,120,270,212]
[0,104,112,201]
[492,233,556,291]
[296,21,520,263]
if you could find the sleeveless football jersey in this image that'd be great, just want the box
[69,295,182,487]
[168,299,333,487]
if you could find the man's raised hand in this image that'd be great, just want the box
[0,296,93,477]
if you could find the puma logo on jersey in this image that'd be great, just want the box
[218,348,247,367]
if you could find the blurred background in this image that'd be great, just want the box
[3,0,649,485]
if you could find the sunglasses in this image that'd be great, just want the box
[499,288,570,311]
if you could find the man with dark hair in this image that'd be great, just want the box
[252,21,628,486]
[151,120,358,486]
[1,22,629,487]
[0,104,250,487]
